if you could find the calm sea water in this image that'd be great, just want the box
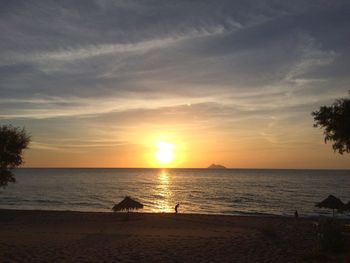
[0,168,349,217]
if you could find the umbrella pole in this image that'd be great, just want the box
[333,208,334,217]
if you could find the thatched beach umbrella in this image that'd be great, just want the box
[113,196,143,212]
[316,195,344,217]
[339,201,350,213]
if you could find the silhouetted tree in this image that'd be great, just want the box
[0,125,30,187]
[312,91,350,154]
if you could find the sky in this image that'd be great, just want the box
[0,0,350,168]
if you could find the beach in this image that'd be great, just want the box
[1,1,350,262]
[1,209,348,262]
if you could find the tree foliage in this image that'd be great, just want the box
[312,92,350,154]
[0,125,30,187]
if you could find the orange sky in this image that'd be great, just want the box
[2,1,350,169]
[22,123,350,169]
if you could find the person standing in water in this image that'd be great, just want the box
[175,203,180,214]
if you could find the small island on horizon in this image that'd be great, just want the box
[207,163,227,169]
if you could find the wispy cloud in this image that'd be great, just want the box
[30,142,87,153]
[1,0,350,167]
[5,25,227,65]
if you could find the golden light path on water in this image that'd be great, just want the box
[151,170,173,213]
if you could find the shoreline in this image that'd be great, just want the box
[1,208,348,220]
[1,209,349,262]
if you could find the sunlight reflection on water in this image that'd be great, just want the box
[151,170,173,213]
[1,168,350,217]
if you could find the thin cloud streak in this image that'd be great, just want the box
[1,0,350,168]
[4,25,227,65]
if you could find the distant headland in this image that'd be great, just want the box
[207,163,227,169]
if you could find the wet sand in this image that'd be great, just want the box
[0,209,347,262]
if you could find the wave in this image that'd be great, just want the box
[1,168,349,218]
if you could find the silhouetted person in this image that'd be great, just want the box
[294,210,299,218]
[175,203,180,214]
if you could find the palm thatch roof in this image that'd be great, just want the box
[339,201,350,213]
[113,196,143,212]
[316,195,344,209]
[316,195,344,216]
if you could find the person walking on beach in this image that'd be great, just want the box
[175,203,180,214]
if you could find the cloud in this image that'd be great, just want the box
[1,0,350,167]
[5,26,226,65]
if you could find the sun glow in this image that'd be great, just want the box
[145,133,186,168]
[155,142,175,165]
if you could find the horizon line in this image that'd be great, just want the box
[18,167,350,171]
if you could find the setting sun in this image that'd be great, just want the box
[155,142,174,165]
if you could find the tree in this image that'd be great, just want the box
[0,125,30,187]
[312,91,350,154]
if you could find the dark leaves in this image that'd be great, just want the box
[0,170,16,188]
[312,92,350,154]
[0,125,30,187]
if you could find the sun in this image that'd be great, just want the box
[155,142,175,165]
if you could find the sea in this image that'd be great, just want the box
[0,168,349,217]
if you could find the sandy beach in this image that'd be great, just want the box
[0,209,348,262]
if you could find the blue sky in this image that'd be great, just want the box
[1,0,350,168]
